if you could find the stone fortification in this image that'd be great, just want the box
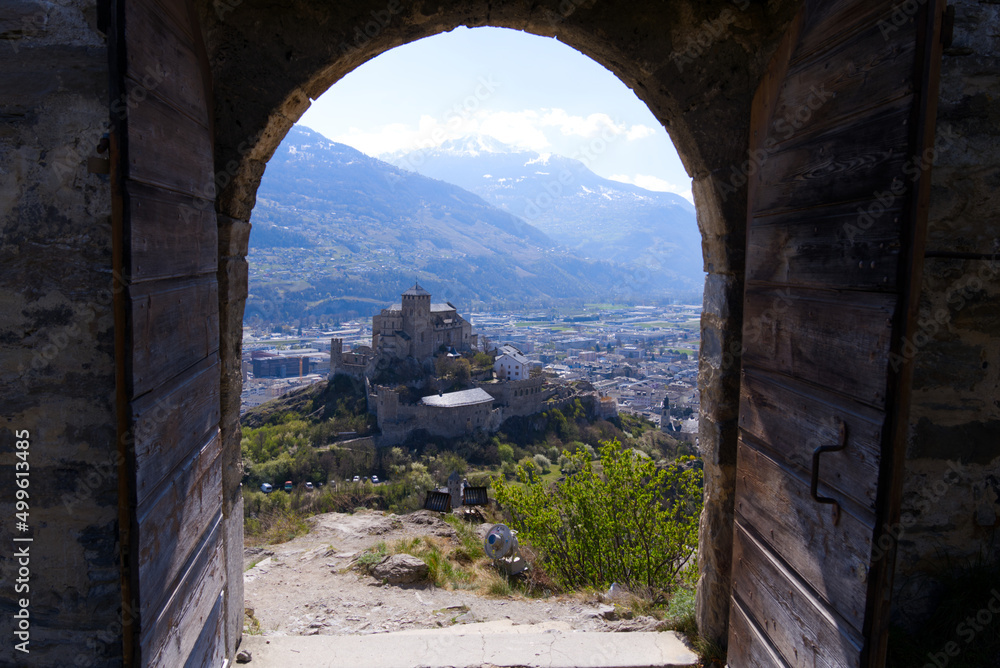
[475,376,551,418]
[373,386,501,446]
[371,284,477,362]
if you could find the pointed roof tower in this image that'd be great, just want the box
[402,282,430,297]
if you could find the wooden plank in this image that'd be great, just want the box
[732,522,864,668]
[865,2,947,664]
[127,89,214,197]
[738,367,884,513]
[769,19,915,149]
[132,356,220,506]
[747,201,902,291]
[183,592,226,668]
[136,429,222,621]
[728,596,789,668]
[742,286,895,408]
[753,102,913,216]
[792,0,897,68]
[145,0,196,44]
[735,439,873,631]
[128,276,219,399]
[141,512,225,667]
[124,0,208,126]
[128,182,216,283]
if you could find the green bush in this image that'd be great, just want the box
[532,454,552,474]
[493,440,702,593]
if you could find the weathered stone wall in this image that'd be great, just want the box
[0,1,121,664]
[477,377,549,417]
[892,0,1000,629]
[373,386,496,446]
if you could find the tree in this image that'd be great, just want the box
[497,443,515,463]
[493,440,702,593]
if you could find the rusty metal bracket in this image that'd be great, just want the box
[811,418,847,525]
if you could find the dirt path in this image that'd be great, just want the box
[243,509,661,637]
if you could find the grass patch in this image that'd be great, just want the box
[356,541,389,570]
[483,569,514,597]
[244,510,311,547]
[444,514,487,555]
[244,609,263,636]
[244,555,268,572]
[664,586,697,635]
[356,535,477,589]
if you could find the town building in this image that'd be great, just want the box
[251,350,328,378]
[494,344,529,380]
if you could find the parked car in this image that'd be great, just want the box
[260,483,273,493]
[284,480,293,492]
[305,482,314,490]
[352,476,360,483]
[371,475,379,484]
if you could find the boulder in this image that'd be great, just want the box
[372,553,429,584]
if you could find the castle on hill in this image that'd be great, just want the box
[371,283,477,360]
[328,283,477,377]
[328,284,607,446]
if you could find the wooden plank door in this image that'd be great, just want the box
[728,1,945,666]
[109,0,228,664]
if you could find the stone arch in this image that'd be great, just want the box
[198,0,799,643]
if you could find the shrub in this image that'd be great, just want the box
[532,454,552,474]
[497,443,515,463]
[493,440,702,593]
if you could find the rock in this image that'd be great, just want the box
[433,524,457,538]
[235,649,252,663]
[585,604,618,620]
[607,615,661,633]
[371,553,429,584]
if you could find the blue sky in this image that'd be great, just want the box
[298,27,693,202]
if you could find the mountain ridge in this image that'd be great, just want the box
[246,126,702,324]
[384,135,702,279]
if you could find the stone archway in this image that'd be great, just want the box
[196,0,799,644]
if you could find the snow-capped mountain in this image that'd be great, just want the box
[384,137,703,285]
[246,126,699,322]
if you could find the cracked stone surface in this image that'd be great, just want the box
[240,627,699,668]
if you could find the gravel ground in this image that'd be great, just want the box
[243,509,665,637]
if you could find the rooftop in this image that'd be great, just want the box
[421,387,494,408]
[402,282,430,297]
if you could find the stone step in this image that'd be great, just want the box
[237,625,700,668]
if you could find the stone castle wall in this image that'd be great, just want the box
[476,377,550,418]
[373,386,499,446]
[0,1,123,664]
[891,0,1000,628]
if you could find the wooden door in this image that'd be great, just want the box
[108,0,228,665]
[728,1,945,666]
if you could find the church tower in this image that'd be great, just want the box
[401,282,431,357]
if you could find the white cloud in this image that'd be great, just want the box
[540,109,624,137]
[609,173,693,203]
[477,110,550,151]
[626,124,657,141]
[327,108,665,159]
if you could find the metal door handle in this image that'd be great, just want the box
[811,419,847,525]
